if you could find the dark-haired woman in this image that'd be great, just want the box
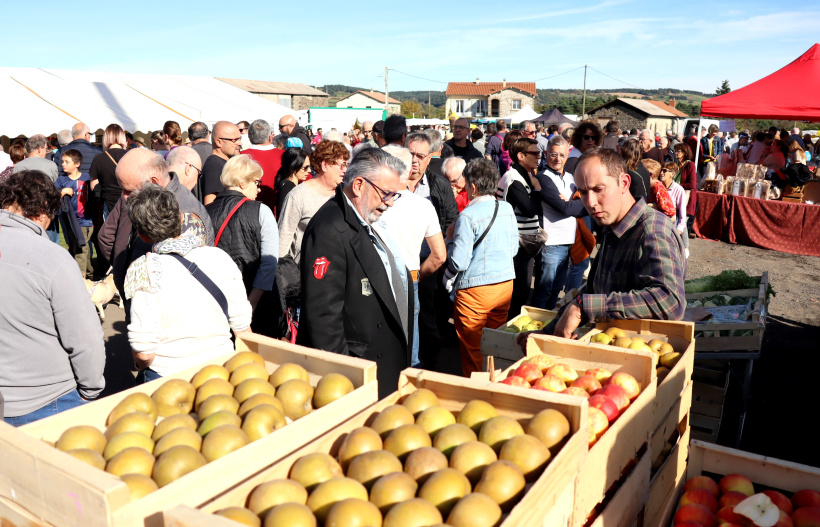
[274,148,310,217]
[673,142,697,234]
[620,138,650,200]
[0,170,105,424]
[565,121,603,174]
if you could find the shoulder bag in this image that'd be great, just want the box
[442,200,499,292]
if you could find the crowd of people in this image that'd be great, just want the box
[13,110,769,422]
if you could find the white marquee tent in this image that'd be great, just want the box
[0,68,296,138]
[500,105,540,125]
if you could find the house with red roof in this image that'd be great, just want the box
[336,89,401,115]
[445,79,537,119]
[587,97,689,135]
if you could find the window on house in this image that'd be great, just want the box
[455,100,465,113]
[475,100,486,115]
[512,99,522,110]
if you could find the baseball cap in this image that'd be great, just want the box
[286,137,304,148]
[739,132,749,138]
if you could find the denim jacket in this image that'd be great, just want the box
[447,195,519,291]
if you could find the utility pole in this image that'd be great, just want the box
[582,64,588,118]
[428,91,431,118]
[384,66,389,119]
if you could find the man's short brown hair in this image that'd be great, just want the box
[576,147,627,180]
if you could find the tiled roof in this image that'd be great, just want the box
[216,78,328,96]
[337,90,400,104]
[647,100,689,117]
[446,82,537,97]
[590,97,687,118]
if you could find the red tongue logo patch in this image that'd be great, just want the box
[313,256,330,279]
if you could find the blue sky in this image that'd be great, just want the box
[5,1,818,95]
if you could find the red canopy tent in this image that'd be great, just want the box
[701,43,820,120]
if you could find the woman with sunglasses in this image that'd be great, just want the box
[205,154,278,335]
[274,147,310,218]
[278,140,350,265]
[565,121,603,174]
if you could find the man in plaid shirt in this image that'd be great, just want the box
[522,147,686,342]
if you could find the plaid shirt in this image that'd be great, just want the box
[582,199,686,322]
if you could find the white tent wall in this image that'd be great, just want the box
[500,105,540,125]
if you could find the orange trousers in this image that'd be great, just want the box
[454,280,513,376]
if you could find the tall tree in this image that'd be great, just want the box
[716,80,731,96]
[401,100,422,118]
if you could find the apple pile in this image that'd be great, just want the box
[589,326,682,383]
[498,355,641,447]
[674,473,820,527]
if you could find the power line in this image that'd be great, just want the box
[533,66,585,82]
[587,66,644,91]
[388,68,448,85]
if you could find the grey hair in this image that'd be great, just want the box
[57,129,72,146]
[25,134,47,154]
[71,123,89,139]
[249,119,271,145]
[126,183,181,244]
[322,130,345,143]
[166,145,200,174]
[405,132,431,153]
[343,147,406,186]
[548,134,569,149]
[442,156,466,180]
[351,142,376,159]
[422,128,442,153]
[381,145,413,183]
[520,120,536,131]
[641,129,652,137]
[463,158,500,196]
[561,126,575,142]
[188,122,209,141]
[272,134,289,149]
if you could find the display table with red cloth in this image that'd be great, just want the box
[693,190,820,256]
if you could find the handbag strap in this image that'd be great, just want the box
[473,200,499,250]
[214,197,248,247]
[105,151,118,165]
[167,253,230,321]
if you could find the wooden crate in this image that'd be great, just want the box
[657,440,820,526]
[587,445,652,527]
[172,368,589,527]
[502,335,657,526]
[685,271,769,353]
[0,333,378,527]
[481,306,558,370]
[579,319,695,432]
[690,359,729,442]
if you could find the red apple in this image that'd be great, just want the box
[720,491,751,509]
[674,503,717,527]
[547,363,578,385]
[560,387,590,398]
[763,490,793,515]
[680,488,719,513]
[588,394,619,423]
[719,474,754,497]
[792,507,820,527]
[673,523,706,527]
[608,372,641,400]
[587,407,608,446]
[571,375,602,395]
[524,354,555,373]
[793,490,820,511]
[532,373,566,392]
[598,384,630,412]
[776,510,794,527]
[512,363,542,384]
[585,367,612,384]
[716,506,751,526]
[500,375,530,388]
[684,475,720,497]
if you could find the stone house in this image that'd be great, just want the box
[445,80,536,119]
[587,97,689,135]
[216,78,329,111]
[335,90,401,115]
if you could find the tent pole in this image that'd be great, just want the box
[693,117,703,179]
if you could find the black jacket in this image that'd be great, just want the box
[206,190,262,293]
[298,187,413,398]
[443,138,483,164]
[422,170,459,234]
[54,139,102,179]
[290,126,313,156]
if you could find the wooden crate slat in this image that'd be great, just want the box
[588,448,652,527]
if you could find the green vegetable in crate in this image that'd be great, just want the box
[504,326,520,334]
[684,269,775,300]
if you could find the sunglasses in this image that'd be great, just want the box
[184,162,202,177]
[582,134,598,141]
[361,177,401,204]
[219,137,242,144]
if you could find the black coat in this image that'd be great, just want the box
[297,187,413,398]
[422,170,460,234]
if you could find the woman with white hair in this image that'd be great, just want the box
[206,154,279,333]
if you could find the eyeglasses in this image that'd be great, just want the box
[334,160,349,169]
[547,152,567,159]
[524,150,541,157]
[278,124,293,130]
[409,151,429,161]
[452,125,469,130]
[522,130,536,135]
[184,162,202,177]
[449,173,463,185]
[361,177,402,204]
[238,128,248,133]
[254,179,262,188]
[363,130,373,134]
[299,164,311,172]
[660,169,673,174]
[582,134,598,141]
[219,137,242,144]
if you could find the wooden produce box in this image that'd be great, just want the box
[690,359,730,442]
[657,440,820,526]
[685,271,769,354]
[492,335,657,526]
[587,445,652,527]
[0,333,377,527]
[481,306,558,370]
[579,319,696,432]
[170,368,589,527]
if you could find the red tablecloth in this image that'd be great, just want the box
[693,190,820,256]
